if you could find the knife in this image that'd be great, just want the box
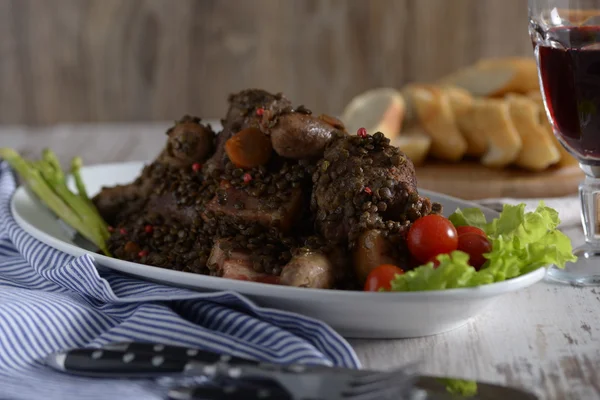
[45,343,538,400]
[414,376,538,400]
[45,342,327,378]
[168,380,292,400]
[167,384,292,400]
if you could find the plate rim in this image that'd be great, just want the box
[9,161,547,299]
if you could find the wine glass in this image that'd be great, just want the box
[529,0,600,285]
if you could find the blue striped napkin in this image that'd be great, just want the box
[0,161,360,400]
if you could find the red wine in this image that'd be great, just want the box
[537,26,600,161]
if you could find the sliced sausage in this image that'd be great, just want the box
[353,230,398,284]
[269,113,338,159]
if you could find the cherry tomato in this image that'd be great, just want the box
[456,225,486,238]
[457,233,492,269]
[364,264,404,292]
[407,215,458,263]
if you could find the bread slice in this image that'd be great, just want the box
[443,86,487,157]
[557,9,600,25]
[403,84,467,161]
[459,98,522,167]
[390,127,432,166]
[439,57,539,97]
[341,88,405,139]
[445,85,473,116]
[540,110,579,167]
[526,89,544,104]
[526,90,579,167]
[506,94,560,170]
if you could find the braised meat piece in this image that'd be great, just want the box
[208,239,279,284]
[93,116,214,224]
[199,157,315,277]
[203,181,303,233]
[92,184,146,226]
[311,131,435,247]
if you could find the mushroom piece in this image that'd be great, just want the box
[279,249,335,289]
[159,116,215,167]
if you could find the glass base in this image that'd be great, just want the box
[547,244,600,286]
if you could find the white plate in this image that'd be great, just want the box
[10,161,546,339]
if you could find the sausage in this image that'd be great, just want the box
[279,250,335,289]
[353,230,398,284]
[269,113,338,159]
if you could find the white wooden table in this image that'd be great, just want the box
[3,123,600,400]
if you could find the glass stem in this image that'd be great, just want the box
[580,176,600,245]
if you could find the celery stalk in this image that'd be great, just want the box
[1,148,111,256]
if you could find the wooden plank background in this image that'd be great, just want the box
[0,0,532,125]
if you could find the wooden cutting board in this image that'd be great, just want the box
[415,161,583,200]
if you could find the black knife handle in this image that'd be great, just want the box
[51,343,321,379]
[62,349,189,377]
[102,342,259,366]
[55,347,266,379]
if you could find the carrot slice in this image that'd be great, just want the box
[225,127,273,169]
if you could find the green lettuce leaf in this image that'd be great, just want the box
[448,207,487,229]
[390,251,488,291]
[390,202,577,292]
[436,378,478,397]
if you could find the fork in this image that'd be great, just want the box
[206,364,416,400]
[170,366,417,400]
[274,366,416,400]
